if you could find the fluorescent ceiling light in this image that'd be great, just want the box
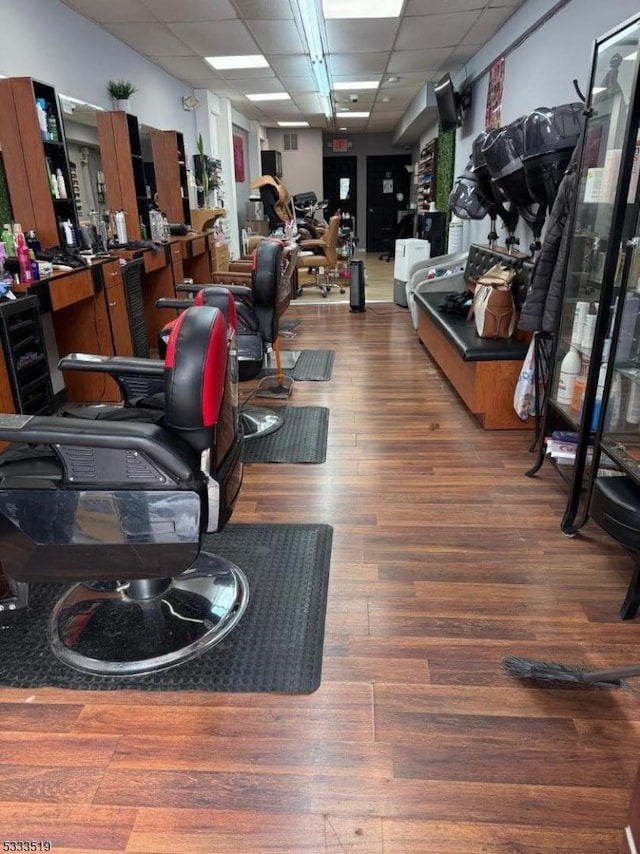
[296,0,325,62]
[206,55,268,70]
[334,81,379,90]
[319,92,333,120]
[246,92,291,102]
[336,111,370,118]
[278,121,310,126]
[339,126,347,130]
[323,0,402,18]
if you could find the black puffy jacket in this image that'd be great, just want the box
[518,153,580,333]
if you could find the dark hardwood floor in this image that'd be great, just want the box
[1,297,640,852]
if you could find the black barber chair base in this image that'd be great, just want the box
[51,553,249,676]
[240,405,282,440]
[591,475,640,620]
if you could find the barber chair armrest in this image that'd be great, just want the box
[0,415,197,484]
[299,238,326,251]
[59,353,164,377]
[229,261,251,273]
[156,298,194,310]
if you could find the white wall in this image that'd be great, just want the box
[1,0,198,153]
[266,129,324,200]
[450,0,640,249]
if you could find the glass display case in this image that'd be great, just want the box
[534,13,640,532]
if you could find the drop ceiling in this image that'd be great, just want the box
[60,0,526,135]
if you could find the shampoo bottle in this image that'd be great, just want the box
[557,346,582,404]
[15,232,33,284]
[35,99,48,140]
[55,169,67,200]
[114,210,128,245]
[46,108,59,142]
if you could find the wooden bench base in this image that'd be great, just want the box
[417,310,530,430]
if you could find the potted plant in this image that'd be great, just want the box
[107,80,137,112]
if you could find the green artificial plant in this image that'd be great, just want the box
[107,80,138,100]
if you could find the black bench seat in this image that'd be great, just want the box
[415,292,528,363]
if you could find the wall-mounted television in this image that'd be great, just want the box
[434,73,463,132]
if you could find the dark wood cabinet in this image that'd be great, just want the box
[96,111,150,241]
[151,130,190,225]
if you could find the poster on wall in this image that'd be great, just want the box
[485,56,505,129]
[233,134,245,183]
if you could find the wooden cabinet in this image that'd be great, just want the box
[96,111,150,241]
[0,77,78,249]
[150,130,190,225]
[168,239,185,285]
[211,241,230,272]
[100,259,134,357]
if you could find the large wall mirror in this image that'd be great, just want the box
[58,96,106,223]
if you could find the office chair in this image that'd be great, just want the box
[296,214,345,297]
[0,305,249,676]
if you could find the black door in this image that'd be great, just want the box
[323,156,357,221]
[366,154,411,252]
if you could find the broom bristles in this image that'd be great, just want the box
[502,656,630,690]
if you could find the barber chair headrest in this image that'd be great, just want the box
[163,306,229,451]
[194,286,237,336]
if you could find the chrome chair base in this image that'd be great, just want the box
[49,553,249,676]
[264,350,299,370]
[240,405,283,440]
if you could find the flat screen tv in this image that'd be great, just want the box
[435,73,461,132]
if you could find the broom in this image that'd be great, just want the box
[503,655,640,691]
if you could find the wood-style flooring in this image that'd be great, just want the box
[2,266,640,852]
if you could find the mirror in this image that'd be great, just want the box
[139,124,157,208]
[58,96,106,223]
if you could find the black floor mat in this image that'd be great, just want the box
[0,524,333,694]
[259,350,335,381]
[242,406,329,463]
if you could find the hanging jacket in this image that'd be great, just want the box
[518,152,580,334]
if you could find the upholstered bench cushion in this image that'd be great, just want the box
[415,292,528,362]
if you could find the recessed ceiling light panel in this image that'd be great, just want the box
[336,111,370,118]
[278,121,310,126]
[246,93,292,102]
[333,81,379,90]
[206,55,269,70]
[323,0,402,17]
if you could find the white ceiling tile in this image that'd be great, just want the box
[217,67,277,80]
[446,44,481,65]
[395,10,481,50]
[461,5,518,44]
[404,0,484,12]
[150,55,219,79]
[292,93,324,111]
[374,98,412,111]
[233,0,294,20]
[141,0,238,22]
[280,77,319,93]
[387,48,452,73]
[267,54,313,76]
[489,0,524,5]
[329,53,390,75]
[62,0,152,23]
[326,19,401,54]
[168,20,259,55]
[105,22,196,55]
[245,20,305,54]
[234,78,289,94]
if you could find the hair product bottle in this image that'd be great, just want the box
[557,346,582,404]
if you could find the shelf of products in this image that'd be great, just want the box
[416,139,438,213]
[532,14,640,534]
[0,77,79,249]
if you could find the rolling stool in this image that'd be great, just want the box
[591,475,640,620]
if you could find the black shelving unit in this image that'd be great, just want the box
[176,132,191,226]
[0,296,54,415]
